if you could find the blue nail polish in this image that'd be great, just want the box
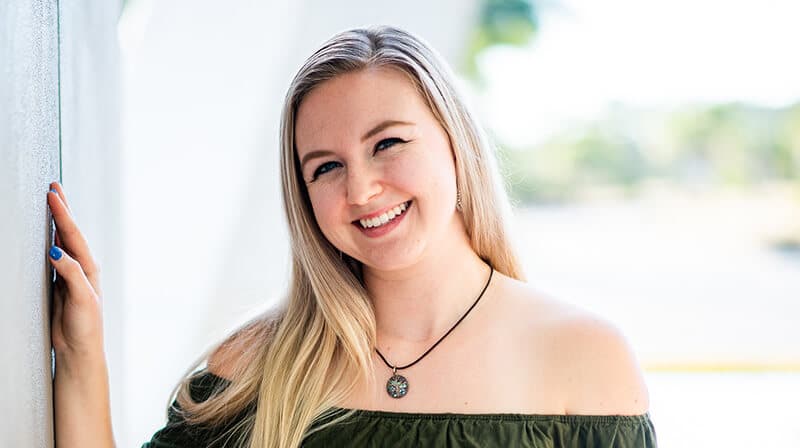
[50,189,58,194]
[49,246,63,260]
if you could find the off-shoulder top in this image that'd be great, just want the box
[142,371,658,447]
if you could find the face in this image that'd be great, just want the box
[294,66,460,272]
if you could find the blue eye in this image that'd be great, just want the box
[313,161,341,179]
[375,138,406,152]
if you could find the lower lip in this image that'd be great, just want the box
[353,201,412,238]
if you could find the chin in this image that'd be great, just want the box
[353,245,426,273]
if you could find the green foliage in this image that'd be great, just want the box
[463,1,799,203]
[665,103,800,183]
[463,0,539,78]
[498,103,800,204]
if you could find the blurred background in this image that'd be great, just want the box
[114,0,799,446]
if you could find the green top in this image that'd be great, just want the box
[143,371,658,447]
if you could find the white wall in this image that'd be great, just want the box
[0,0,59,445]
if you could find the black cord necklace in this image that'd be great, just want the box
[375,266,494,399]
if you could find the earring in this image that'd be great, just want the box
[456,190,463,211]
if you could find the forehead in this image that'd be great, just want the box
[294,66,431,153]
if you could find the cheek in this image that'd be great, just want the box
[308,189,341,235]
[384,155,419,189]
[416,142,458,193]
[389,140,454,189]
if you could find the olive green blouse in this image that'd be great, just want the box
[143,371,658,447]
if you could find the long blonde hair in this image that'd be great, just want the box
[171,25,524,448]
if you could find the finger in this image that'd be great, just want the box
[49,181,71,211]
[47,190,102,297]
[47,188,63,247]
[50,212,62,249]
[47,190,100,281]
[48,246,98,306]
[48,185,63,247]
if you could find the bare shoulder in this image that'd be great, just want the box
[207,308,283,381]
[494,274,650,415]
[546,306,650,415]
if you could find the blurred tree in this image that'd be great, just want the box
[776,104,800,179]
[668,103,800,185]
[464,0,539,79]
[496,103,800,204]
[462,3,799,211]
[499,124,646,204]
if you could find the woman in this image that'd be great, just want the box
[49,26,657,447]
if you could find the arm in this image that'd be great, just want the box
[54,352,114,448]
[48,182,115,447]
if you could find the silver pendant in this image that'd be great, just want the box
[386,367,408,398]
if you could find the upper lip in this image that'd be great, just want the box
[352,200,410,222]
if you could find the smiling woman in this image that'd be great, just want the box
[296,67,462,270]
[50,25,657,448]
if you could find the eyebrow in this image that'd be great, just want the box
[361,119,414,142]
[299,119,414,170]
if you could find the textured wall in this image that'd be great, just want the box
[0,0,60,446]
[0,0,122,445]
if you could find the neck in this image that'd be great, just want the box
[362,229,491,346]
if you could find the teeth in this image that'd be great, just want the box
[359,201,409,229]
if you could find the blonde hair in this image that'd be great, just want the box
[170,25,524,448]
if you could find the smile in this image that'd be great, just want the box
[358,200,411,229]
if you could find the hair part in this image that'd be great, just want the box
[170,25,524,448]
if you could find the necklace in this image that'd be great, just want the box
[375,266,494,398]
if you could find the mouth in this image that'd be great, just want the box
[353,200,413,230]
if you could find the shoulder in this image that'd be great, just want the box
[495,274,650,415]
[546,307,650,415]
[207,308,283,381]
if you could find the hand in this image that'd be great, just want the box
[47,181,105,359]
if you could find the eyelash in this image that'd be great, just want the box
[310,137,407,181]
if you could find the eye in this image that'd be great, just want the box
[374,137,407,153]
[312,161,341,180]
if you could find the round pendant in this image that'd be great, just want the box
[386,374,409,398]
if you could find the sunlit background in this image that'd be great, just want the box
[116,0,800,446]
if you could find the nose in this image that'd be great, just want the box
[346,164,383,206]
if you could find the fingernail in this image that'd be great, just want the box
[49,246,63,260]
[50,189,58,194]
